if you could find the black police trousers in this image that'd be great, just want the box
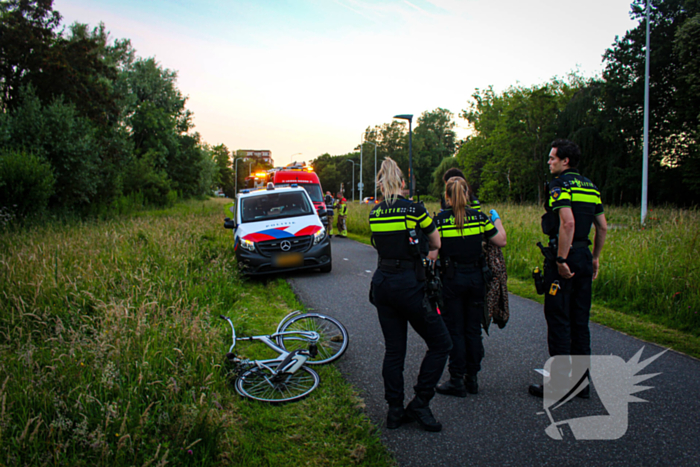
[544,246,594,357]
[370,268,452,406]
[441,266,485,378]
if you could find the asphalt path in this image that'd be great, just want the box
[287,237,700,467]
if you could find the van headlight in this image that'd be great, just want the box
[313,228,326,245]
[240,238,256,251]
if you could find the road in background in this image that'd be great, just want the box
[288,238,700,466]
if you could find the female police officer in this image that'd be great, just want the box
[369,158,452,432]
[435,177,507,397]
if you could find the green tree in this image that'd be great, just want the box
[412,108,457,197]
[459,79,579,203]
[212,144,234,196]
[602,0,700,204]
[7,86,101,210]
[0,0,61,111]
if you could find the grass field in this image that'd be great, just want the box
[0,199,393,467]
[346,201,700,351]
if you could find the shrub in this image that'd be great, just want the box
[0,149,55,219]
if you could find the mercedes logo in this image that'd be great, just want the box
[280,240,292,252]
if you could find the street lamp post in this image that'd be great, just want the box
[641,1,651,225]
[347,159,355,203]
[365,141,377,201]
[393,114,414,198]
[234,158,245,194]
[359,136,364,203]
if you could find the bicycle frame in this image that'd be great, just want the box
[220,315,319,374]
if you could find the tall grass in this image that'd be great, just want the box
[0,199,392,466]
[346,201,700,336]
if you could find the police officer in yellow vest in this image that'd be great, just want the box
[435,177,507,397]
[529,139,608,398]
[368,158,452,432]
[337,198,348,237]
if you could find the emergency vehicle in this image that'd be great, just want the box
[271,164,328,229]
[224,183,332,275]
[244,171,271,190]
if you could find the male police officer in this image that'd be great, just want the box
[529,139,608,398]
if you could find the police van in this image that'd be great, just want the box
[224,183,332,275]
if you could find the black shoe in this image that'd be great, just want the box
[386,406,413,430]
[436,378,467,398]
[464,375,478,395]
[406,396,442,432]
[528,384,544,398]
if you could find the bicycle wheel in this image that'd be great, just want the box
[235,364,320,403]
[277,313,348,365]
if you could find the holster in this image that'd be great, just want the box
[537,241,557,264]
[480,255,493,284]
[442,258,456,280]
[415,259,427,282]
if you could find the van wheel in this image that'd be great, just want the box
[320,262,332,273]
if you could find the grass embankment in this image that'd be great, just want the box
[346,201,700,358]
[0,199,393,467]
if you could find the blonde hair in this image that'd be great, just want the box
[376,157,404,205]
[445,176,469,232]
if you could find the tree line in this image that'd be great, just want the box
[314,0,700,207]
[0,0,240,222]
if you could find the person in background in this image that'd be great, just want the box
[368,157,452,432]
[324,191,335,236]
[434,177,507,397]
[337,198,348,238]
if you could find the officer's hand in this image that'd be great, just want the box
[427,250,438,262]
[489,209,500,223]
[592,258,600,280]
[557,261,574,279]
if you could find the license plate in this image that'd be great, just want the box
[273,253,303,268]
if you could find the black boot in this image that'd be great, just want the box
[464,374,478,395]
[528,384,544,398]
[436,377,467,397]
[406,395,442,432]
[386,406,413,429]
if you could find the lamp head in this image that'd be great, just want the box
[393,114,413,123]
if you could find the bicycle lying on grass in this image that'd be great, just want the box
[220,310,349,402]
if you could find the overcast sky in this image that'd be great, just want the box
[55,0,638,166]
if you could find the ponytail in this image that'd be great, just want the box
[445,177,469,233]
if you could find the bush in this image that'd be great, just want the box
[0,149,55,219]
[122,151,174,206]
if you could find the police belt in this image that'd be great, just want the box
[451,259,481,270]
[571,239,592,249]
[378,258,417,272]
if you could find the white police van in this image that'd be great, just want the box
[224,183,332,275]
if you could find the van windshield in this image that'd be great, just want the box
[276,183,323,202]
[240,192,314,223]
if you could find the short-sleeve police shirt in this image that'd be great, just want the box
[549,169,604,240]
[369,196,436,261]
[435,208,497,264]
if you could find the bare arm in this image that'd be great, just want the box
[489,218,507,247]
[592,213,608,280]
[556,207,575,279]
